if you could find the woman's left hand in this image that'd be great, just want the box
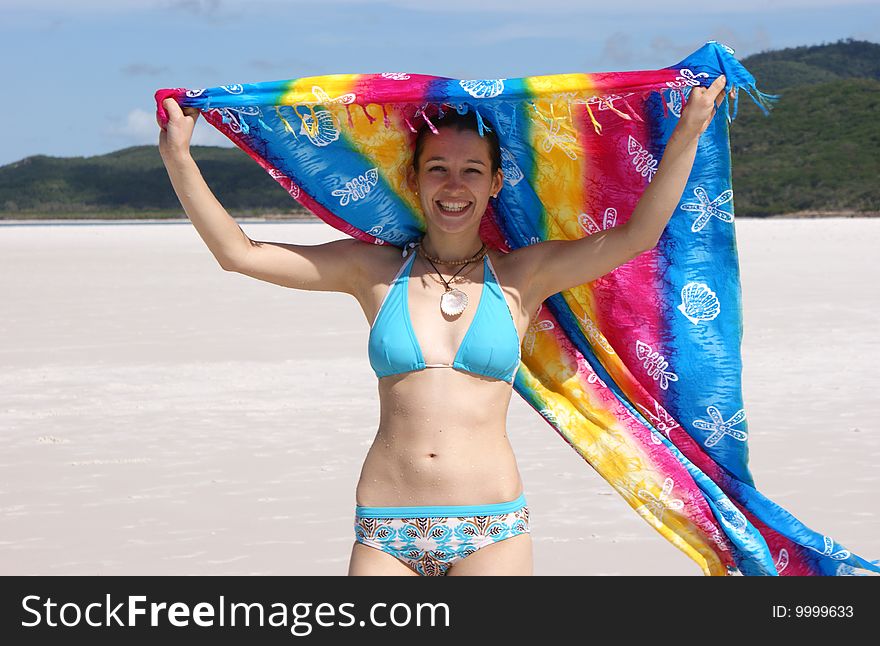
[676,74,735,138]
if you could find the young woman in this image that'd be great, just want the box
[157,75,731,576]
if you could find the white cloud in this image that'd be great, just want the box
[104,108,234,148]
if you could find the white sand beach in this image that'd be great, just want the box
[1,218,877,576]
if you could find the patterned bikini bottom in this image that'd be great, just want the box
[354,493,530,576]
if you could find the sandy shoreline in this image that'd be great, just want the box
[1,218,877,575]
[1,209,879,226]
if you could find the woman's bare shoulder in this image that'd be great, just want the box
[488,247,530,293]
[349,239,409,297]
[488,246,545,325]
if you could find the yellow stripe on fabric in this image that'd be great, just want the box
[517,342,728,576]
[523,77,590,244]
[278,74,362,106]
[525,72,593,96]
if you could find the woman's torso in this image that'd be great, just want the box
[350,243,538,507]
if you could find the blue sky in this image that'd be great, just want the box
[1,0,877,166]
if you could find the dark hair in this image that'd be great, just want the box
[412,109,501,174]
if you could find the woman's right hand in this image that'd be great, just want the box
[158,97,200,162]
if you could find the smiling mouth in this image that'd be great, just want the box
[436,200,472,215]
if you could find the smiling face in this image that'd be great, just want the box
[408,127,504,236]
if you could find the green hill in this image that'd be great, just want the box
[737,38,880,92]
[1,38,878,220]
[730,39,880,216]
[0,145,313,220]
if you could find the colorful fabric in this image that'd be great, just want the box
[156,40,880,576]
[354,494,530,576]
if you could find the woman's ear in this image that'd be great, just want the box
[492,169,504,197]
[406,165,419,195]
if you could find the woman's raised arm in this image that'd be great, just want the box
[158,97,252,269]
[157,97,364,296]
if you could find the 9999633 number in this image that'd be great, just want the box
[771,605,854,619]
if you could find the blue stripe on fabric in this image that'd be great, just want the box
[255,105,422,247]
[657,91,753,487]
[355,493,526,519]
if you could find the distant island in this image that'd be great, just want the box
[1,38,877,221]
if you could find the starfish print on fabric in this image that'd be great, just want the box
[693,405,748,448]
[637,477,685,524]
[540,117,578,160]
[680,186,734,233]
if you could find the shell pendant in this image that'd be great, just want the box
[440,288,468,316]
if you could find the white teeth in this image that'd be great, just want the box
[438,201,470,212]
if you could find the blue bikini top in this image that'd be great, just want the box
[368,250,521,384]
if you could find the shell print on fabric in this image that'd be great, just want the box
[578,212,602,235]
[499,147,524,186]
[677,282,721,324]
[459,79,506,98]
[311,85,357,106]
[299,108,340,147]
[809,536,852,561]
[603,208,618,229]
[666,89,684,118]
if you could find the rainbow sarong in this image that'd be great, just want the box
[155,41,879,575]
